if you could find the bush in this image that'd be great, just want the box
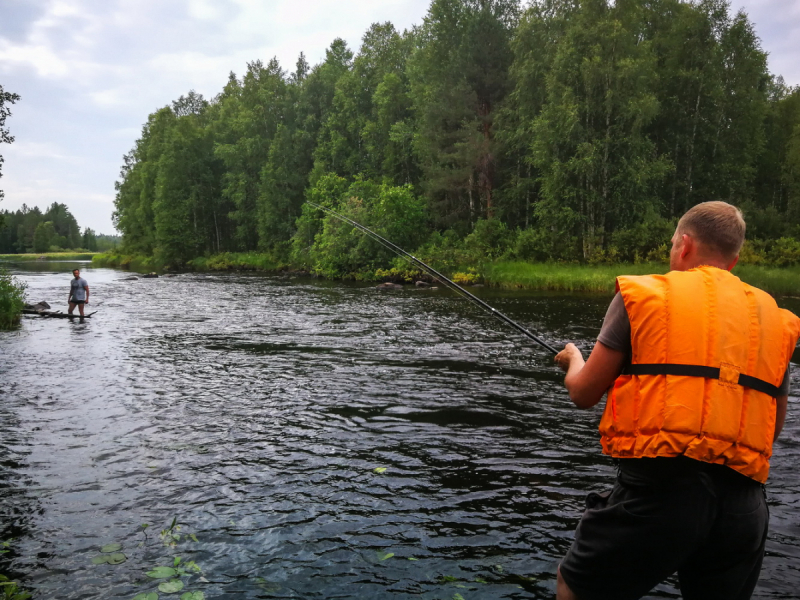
[766,237,800,266]
[306,176,428,278]
[0,267,27,329]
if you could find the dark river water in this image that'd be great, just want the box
[1,261,799,600]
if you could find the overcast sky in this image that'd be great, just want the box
[1,0,799,235]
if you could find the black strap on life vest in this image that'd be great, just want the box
[621,364,782,398]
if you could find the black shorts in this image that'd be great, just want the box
[70,299,85,305]
[559,457,768,600]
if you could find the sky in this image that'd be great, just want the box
[1,0,799,235]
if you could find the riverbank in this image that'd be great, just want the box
[91,252,800,296]
[0,252,97,261]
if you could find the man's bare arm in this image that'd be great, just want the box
[775,395,788,442]
[555,342,627,409]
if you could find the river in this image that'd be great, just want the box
[1,261,798,599]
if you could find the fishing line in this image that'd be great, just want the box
[306,201,560,355]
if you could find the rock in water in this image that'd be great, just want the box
[376,282,403,290]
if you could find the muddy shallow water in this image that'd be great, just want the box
[1,261,798,599]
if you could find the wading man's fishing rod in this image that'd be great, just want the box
[306,201,560,355]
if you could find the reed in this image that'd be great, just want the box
[484,261,669,293]
[0,252,97,261]
[732,265,800,296]
[485,261,800,296]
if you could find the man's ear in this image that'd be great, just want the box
[680,234,693,259]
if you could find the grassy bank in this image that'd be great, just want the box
[485,261,800,296]
[91,252,800,296]
[484,262,669,292]
[0,252,97,261]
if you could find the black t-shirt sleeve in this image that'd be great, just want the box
[597,292,632,355]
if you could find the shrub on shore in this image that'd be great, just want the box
[0,268,27,329]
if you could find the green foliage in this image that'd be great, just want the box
[0,575,32,600]
[0,203,91,253]
[105,0,798,275]
[0,267,26,329]
[306,176,427,278]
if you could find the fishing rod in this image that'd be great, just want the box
[306,201,560,355]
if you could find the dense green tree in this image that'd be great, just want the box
[83,228,98,251]
[529,0,670,258]
[32,221,56,253]
[408,0,518,228]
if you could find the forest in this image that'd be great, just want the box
[109,0,800,279]
[0,203,118,254]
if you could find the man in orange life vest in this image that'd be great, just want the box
[554,201,800,600]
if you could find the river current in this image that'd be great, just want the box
[1,261,799,599]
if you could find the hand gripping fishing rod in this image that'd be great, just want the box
[306,201,560,355]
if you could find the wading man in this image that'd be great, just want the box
[554,202,800,600]
[68,268,90,317]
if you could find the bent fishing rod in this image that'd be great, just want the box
[306,201,560,355]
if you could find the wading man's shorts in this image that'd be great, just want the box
[559,456,768,600]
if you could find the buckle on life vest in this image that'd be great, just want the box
[718,363,741,386]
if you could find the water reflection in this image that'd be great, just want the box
[0,261,796,599]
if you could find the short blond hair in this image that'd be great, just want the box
[677,201,746,260]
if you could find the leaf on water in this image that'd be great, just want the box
[407,557,418,561]
[453,594,465,600]
[158,579,184,593]
[101,543,122,553]
[474,577,487,583]
[197,577,209,583]
[189,534,198,543]
[173,557,181,567]
[132,593,159,600]
[377,551,394,561]
[92,555,110,565]
[374,467,387,474]
[494,564,504,573]
[440,575,458,583]
[180,592,204,600]
[107,552,127,565]
[146,567,178,579]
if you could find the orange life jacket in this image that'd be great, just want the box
[599,266,800,483]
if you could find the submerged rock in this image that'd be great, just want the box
[376,282,403,290]
[120,276,139,281]
[24,301,51,311]
[142,273,159,278]
[415,281,431,288]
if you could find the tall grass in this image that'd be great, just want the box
[0,252,97,261]
[0,267,27,329]
[733,265,800,296]
[485,261,800,296]
[485,261,669,293]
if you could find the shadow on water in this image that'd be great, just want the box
[0,263,796,598]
